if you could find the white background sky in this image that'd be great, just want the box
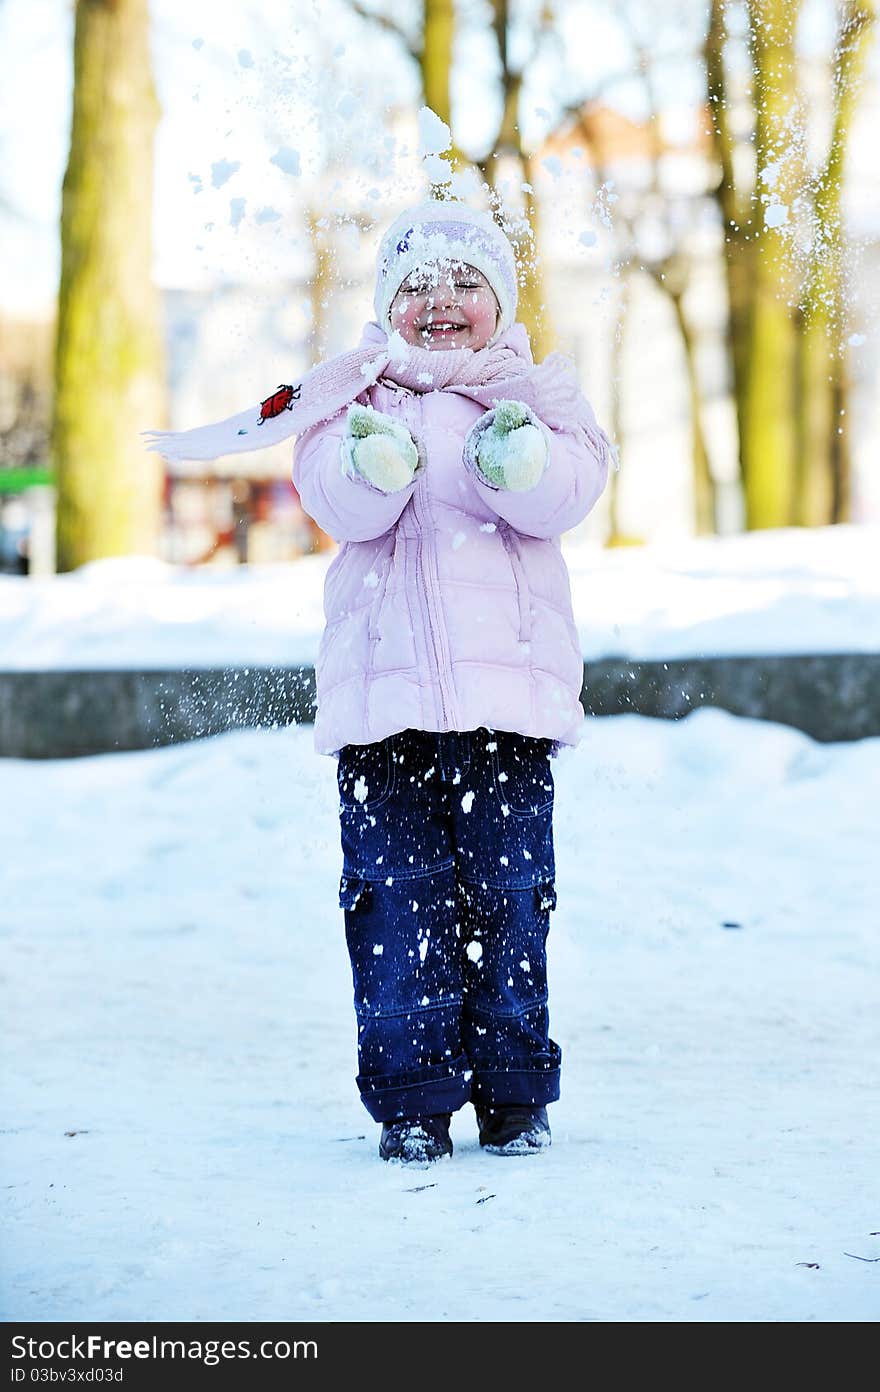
[1,0,868,316]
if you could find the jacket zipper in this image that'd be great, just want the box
[407,397,456,729]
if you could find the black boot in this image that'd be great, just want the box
[476,1105,551,1155]
[379,1113,453,1164]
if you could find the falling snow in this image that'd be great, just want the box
[417,106,452,157]
[764,203,789,229]
[269,146,300,177]
[210,159,240,189]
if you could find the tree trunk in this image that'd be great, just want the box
[420,0,454,125]
[704,0,751,473]
[478,2,553,357]
[795,1,875,524]
[669,287,716,535]
[605,272,629,545]
[53,0,165,571]
[739,0,803,529]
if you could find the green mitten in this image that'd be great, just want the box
[475,400,548,492]
[343,404,420,493]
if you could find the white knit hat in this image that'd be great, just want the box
[374,200,519,339]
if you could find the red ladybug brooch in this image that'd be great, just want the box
[258,382,301,424]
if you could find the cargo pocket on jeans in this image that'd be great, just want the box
[535,880,557,913]
[339,875,372,912]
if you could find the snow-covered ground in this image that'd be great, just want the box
[2,526,879,1320]
[2,525,879,670]
[3,709,879,1322]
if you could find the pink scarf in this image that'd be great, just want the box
[142,321,612,467]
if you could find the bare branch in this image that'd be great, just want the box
[347,0,419,58]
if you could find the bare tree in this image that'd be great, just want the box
[705,0,875,528]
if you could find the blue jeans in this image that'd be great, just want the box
[337,727,561,1122]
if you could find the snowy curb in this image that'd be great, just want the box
[3,654,880,758]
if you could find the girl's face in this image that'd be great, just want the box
[389,261,500,351]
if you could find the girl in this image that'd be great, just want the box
[145,199,613,1164]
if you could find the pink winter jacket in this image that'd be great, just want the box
[293,372,609,756]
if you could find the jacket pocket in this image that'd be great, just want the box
[535,880,557,913]
[337,737,396,811]
[339,875,372,912]
[499,522,532,642]
[490,731,555,816]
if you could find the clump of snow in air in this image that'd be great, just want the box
[423,154,453,185]
[764,204,789,229]
[448,167,481,199]
[451,532,467,551]
[411,900,419,913]
[849,334,866,347]
[229,198,246,230]
[255,207,281,225]
[579,230,597,247]
[417,106,452,156]
[353,777,368,804]
[362,571,379,590]
[479,522,496,533]
[418,937,429,963]
[465,941,483,964]
[237,49,254,68]
[519,958,531,972]
[461,791,475,814]
[542,155,563,178]
[210,159,240,190]
[269,147,300,178]
[372,944,383,956]
[759,160,781,189]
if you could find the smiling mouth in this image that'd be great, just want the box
[421,321,466,335]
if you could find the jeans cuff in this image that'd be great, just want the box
[469,1040,562,1107]
[356,1053,473,1122]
